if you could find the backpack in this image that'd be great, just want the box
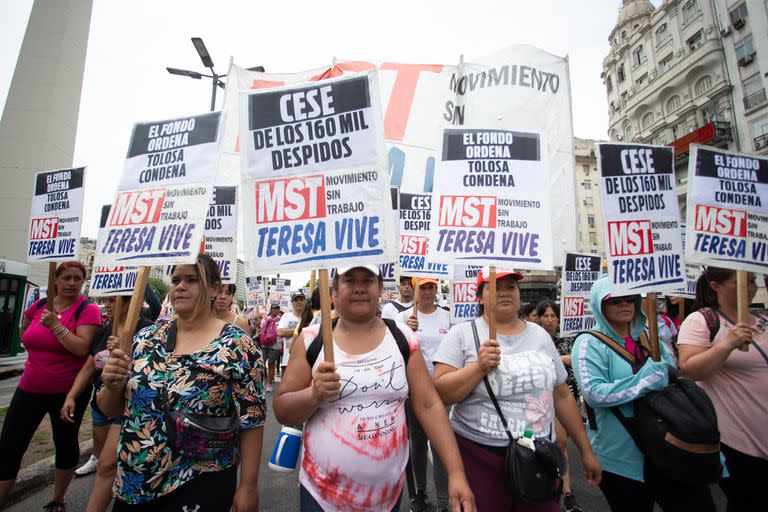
[260,316,278,346]
[582,330,722,485]
[391,302,409,313]
[698,307,768,342]
[306,317,411,367]
[34,297,92,323]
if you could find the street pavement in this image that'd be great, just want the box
[6,379,727,511]
[0,368,23,408]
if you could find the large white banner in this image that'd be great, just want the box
[27,167,86,262]
[685,145,768,273]
[90,205,139,297]
[598,143,685,294]
[427,129,552,269]
[559,252,601,335]
[240,73,396,272]
[205,186,237,283]
[98,112,221,266]
[218,46,577,267]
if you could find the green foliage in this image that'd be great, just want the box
[148,277,169,302]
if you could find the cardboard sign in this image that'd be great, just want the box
[670,224,701,299]
[398,192,449,278]
[240,73,395,272]
[245,276,264,309]
[90,205,139,297]
[450,264,482,323]
[27,167,86,262]
[559,253,601,335]
[268,277,291,309]
[204,186,237,283]
[99,112,221,266]
[380,262,398,302]
[598,143,685,294]
[685,145,768,272]
[428,129,552,269]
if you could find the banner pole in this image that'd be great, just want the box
[413,277,420,312]
[680,299,686,321]
[488,267,497,340]
[111,298,123,338]
[736,271,750,352]
[46,262,57,311]
[309,270,317,296]
[119,267,150,354]
[319,269,334,363]
[645,293,661,362]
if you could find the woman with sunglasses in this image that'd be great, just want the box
[572,275,714,511]
[677,268,766,512]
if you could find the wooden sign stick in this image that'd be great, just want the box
[413,277,420,312]
[111,298,123,337]
[488,267,497,340]
[736,271,750,352]
[118,267,150,354]
[679,299,686,321]
[319,269,334,363]
[645,293,661,362]
[309,270,317,296]
[46,262,57,311]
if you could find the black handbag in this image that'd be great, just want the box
[470,320,567,503]
[160,322,240,460]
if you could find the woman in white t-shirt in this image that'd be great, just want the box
[433,267,601,512]
[678,267,767,511]
[274,266,475,512]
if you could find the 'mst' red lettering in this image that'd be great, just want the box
[694,205,747,237]
[29,217,59,240]
[400,235,427,255]
[109,189,165,226]
[439,196,497,228]
[452,281,477,302]
[256,175,326,223]
[607,220,654,257]
[562,296,584,316]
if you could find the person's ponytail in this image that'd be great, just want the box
[692,266,734,311]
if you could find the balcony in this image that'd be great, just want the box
[682,10,702,28]
[755,133,768,150]
[744,89,767,110]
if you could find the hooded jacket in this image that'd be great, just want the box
[572,275,675,482]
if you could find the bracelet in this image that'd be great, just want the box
[55,327,70,339]
[51,324,67,335]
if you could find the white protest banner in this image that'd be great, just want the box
[685,145,768,273]
[239,73,395,272]
[597,143,684,294]
[670,224,701,299]
[90,205,139,297]
[268,277,291,309]
[399,192,449,278]
[560,253,601,335]
[450,264,482,323]
[428,129,551,269]
[220,45,577,267]
[204,186,237,283]
[245,276,264,310]
[99,112,221,266]
[27,167,85,262]
[380,262,398,301]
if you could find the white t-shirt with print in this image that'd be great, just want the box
[278,311,300,367]
[381,301,412,320]
[396,306,450,375]
[433,317,567,447]
[299,322,419,512]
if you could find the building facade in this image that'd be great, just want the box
[602,0,768,216]
[574,137,608,256]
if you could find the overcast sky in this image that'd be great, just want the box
[2,0,649,283]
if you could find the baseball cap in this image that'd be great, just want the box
[269,303,281,309]
[336,265,380,276]
[476,266,524,288]
[291,292,306,300]
[412,277,439,287]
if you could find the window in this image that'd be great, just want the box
[687,30,704,52]
[625,125,634,140]
[694,76,713,96]
[682,0,701,26]
[642,111,655,129]
[742,74,766,110]
[659,53,674,73]
[633,45,646,66]
[584,197,593,207]
[617,64,626,83]
[582,164,590,175]
[588,215,595,228]
[637,73,649,86]
[582,182,592,191]
[656,23,671,46]
[606,76,613,93]
[730,3,748,27]
[751,116,768,149]
[735,35,755,60]
[589,232,598,245]
[666,95,681,113]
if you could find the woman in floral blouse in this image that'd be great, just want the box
[98,254,266,511]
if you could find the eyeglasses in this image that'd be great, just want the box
[604,296,639,306]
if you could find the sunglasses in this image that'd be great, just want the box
[604,295,639,306]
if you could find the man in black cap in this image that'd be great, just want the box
[277,292,306,379]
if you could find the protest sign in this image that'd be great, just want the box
[239,73,395,272]
[380,262,398,302]
[597,143,684,294]
[450,265,481,323]
[268,277,291,309]
[427,129,552,269]
[559,253,601,335]
[685,145,768,273]
[399,192,449,278]
[90,205,139,297]
[204,186,237,283]
[669,224,701,299]
[99,112,221,266]
[27,167,85,262]
[245,276,264,310]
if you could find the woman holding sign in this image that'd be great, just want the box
[98,254,266,511]
[678,268,766,512]
[433,268,600,512]
[274,265,475,512]
[0,261,102,511]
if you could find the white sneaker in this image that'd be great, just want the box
[75,454,98,476]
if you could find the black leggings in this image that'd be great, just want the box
[720,443,768,512]
[0,387,90,479]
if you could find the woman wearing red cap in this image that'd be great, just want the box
[433,267,601,512]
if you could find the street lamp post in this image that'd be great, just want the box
[167,37,264,111]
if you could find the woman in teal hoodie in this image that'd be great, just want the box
[572,275,715,512]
